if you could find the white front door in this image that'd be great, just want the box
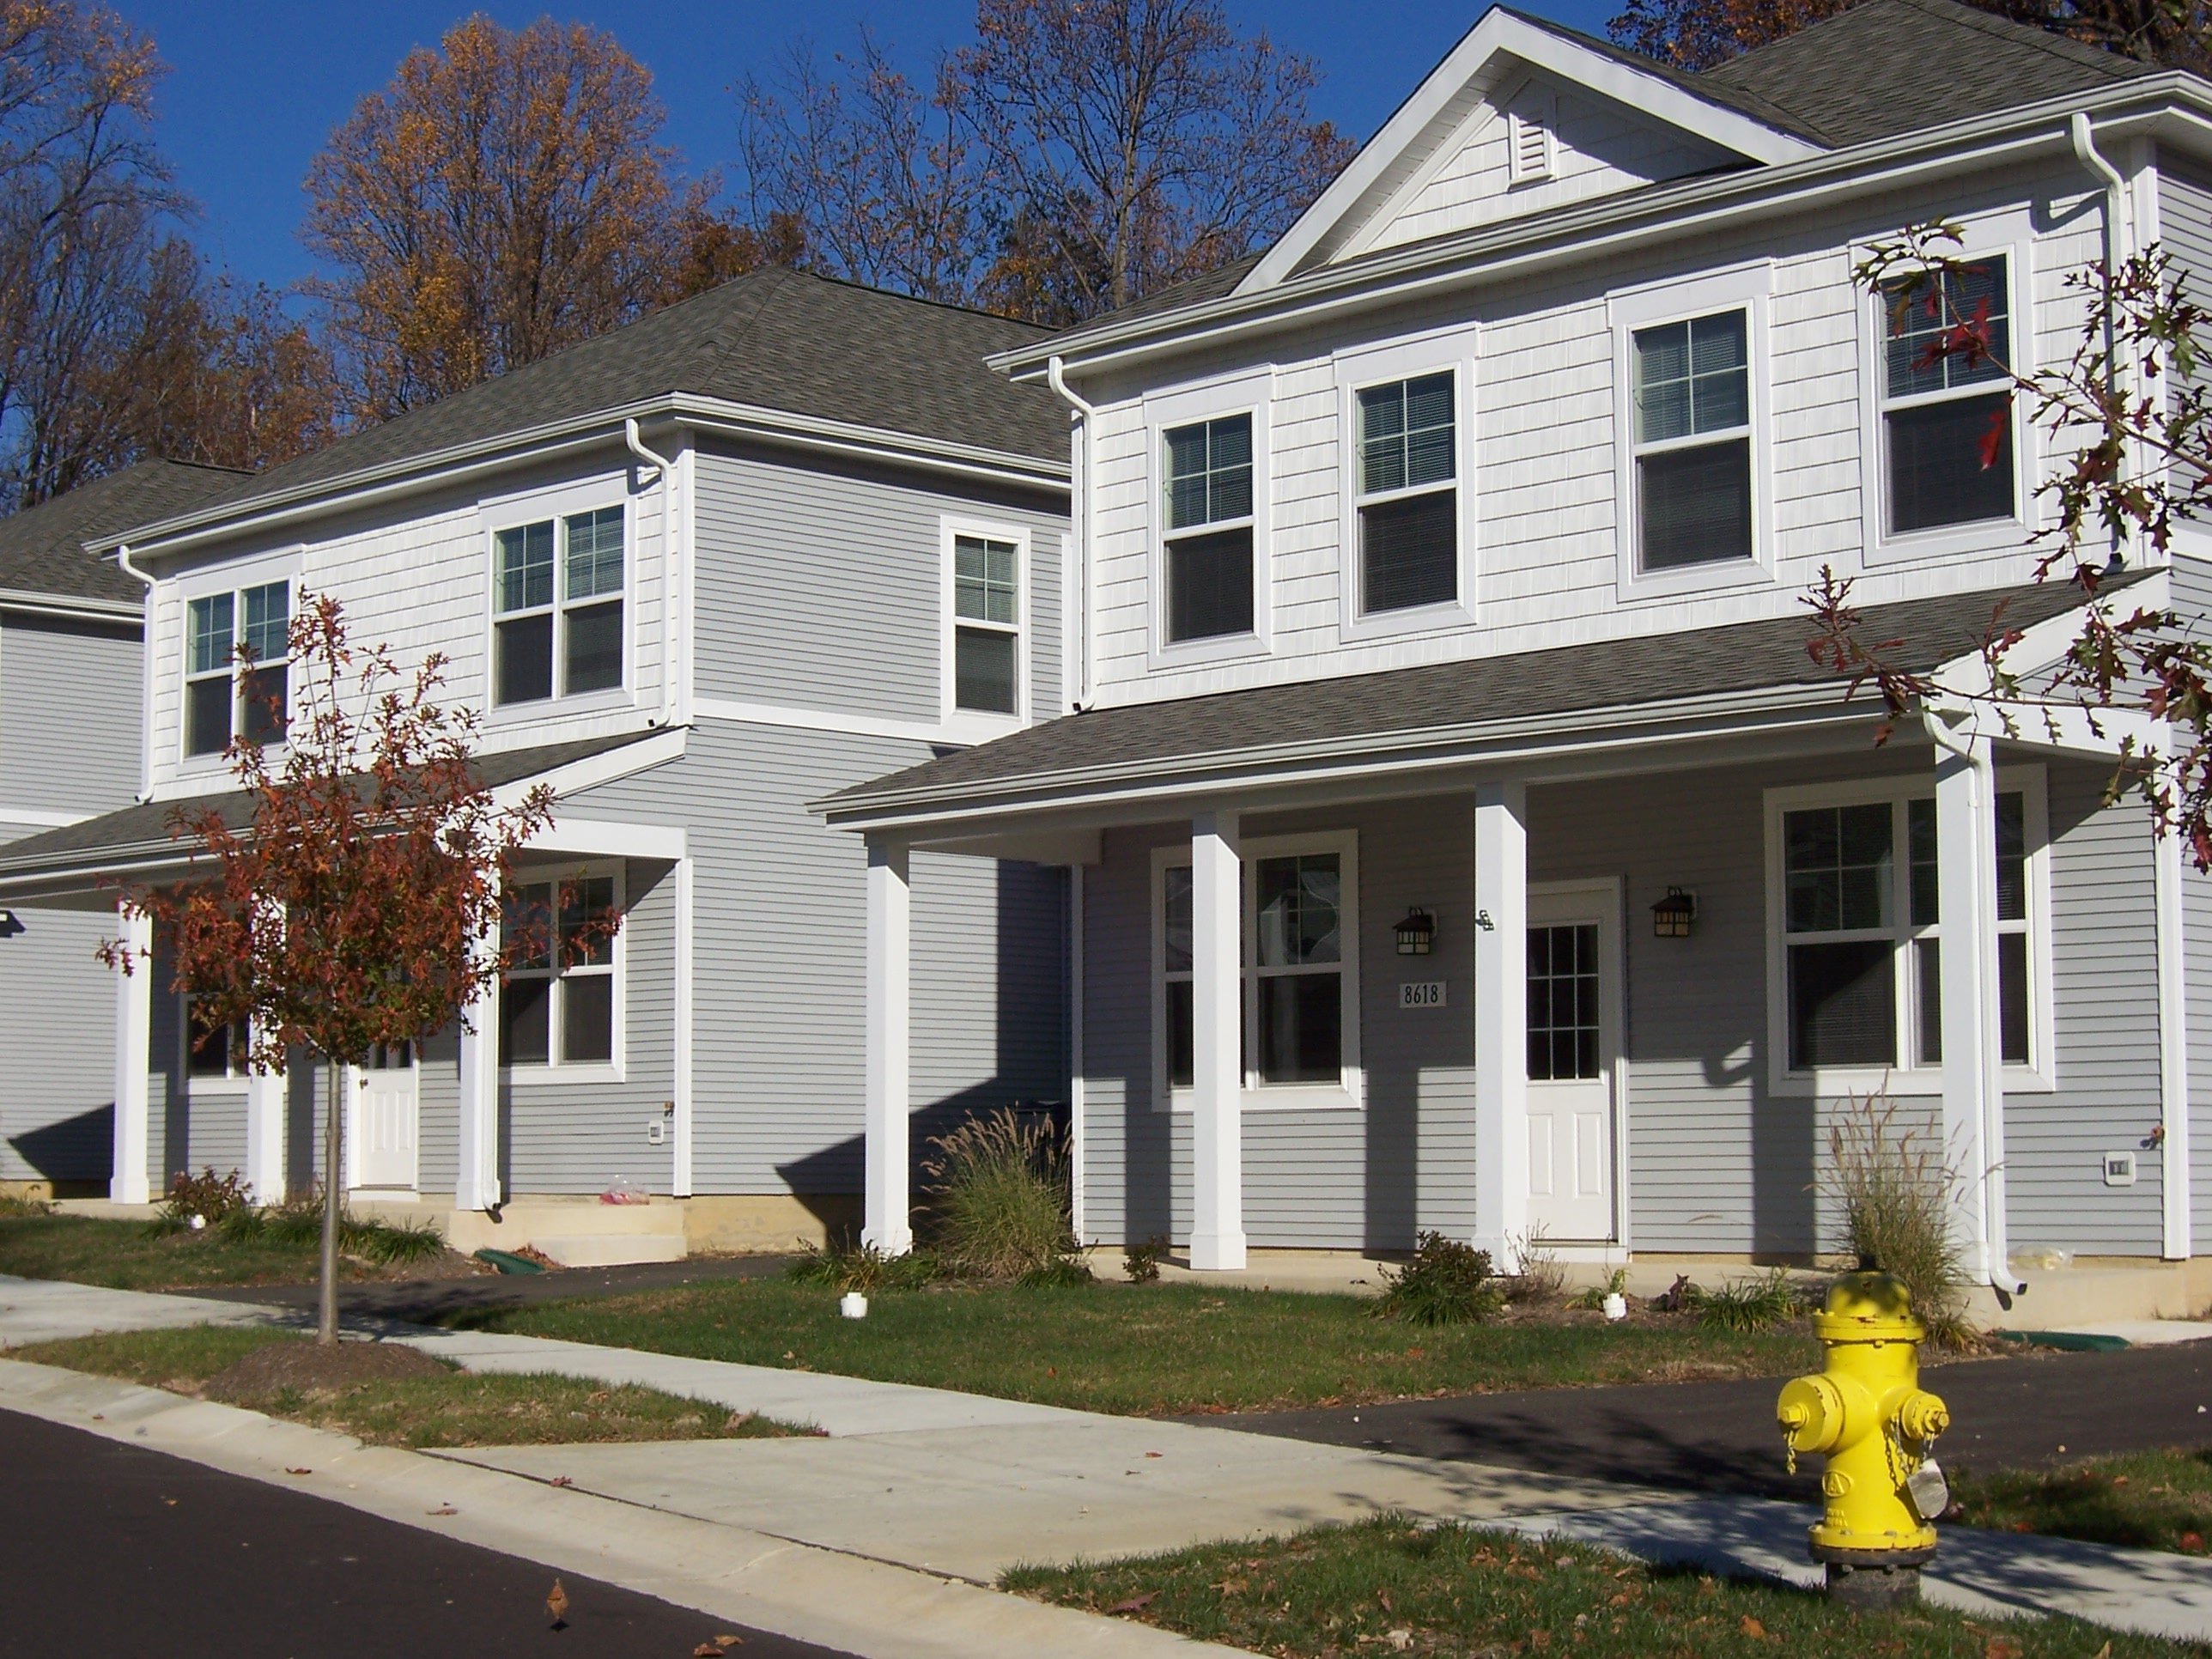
[350,1041,419,1191]
[1525,884,1622,1243]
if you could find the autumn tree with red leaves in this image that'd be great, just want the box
[1805,221,2212,871]
[103,596,558,1342]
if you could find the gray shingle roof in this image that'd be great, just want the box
[826,576,2135,817]
[0,459,249,605]
[1699,0,2156,148]
[161,269,1066,536]
[0,730,662,889]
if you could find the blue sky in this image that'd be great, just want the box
[127,1,1618,297]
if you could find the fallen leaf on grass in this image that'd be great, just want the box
[1106,1592,1156,1614]
[285,1468,312,1476]
[1741,1616,1767,1638]
[1984,1638,2022,1659]
[1384,1633,1413,1654]
[427,1506,458,1516]
[549,1475,573,1488]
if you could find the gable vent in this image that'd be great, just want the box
[1507,105,1554,185]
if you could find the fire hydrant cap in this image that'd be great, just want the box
[1816,1270,1925,1343]
[1777,1372,1846,1453]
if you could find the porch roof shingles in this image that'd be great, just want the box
[823,577,2130,817]
[0,730,661,887]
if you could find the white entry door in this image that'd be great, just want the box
[350,1041,419,1191]
[1525,884,1622,1243]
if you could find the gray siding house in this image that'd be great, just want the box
[0,459,245,1196]
[824,0,2212,1301]
[0,270,1072,1255]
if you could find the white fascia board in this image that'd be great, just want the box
[1240,9,1820,294]
[94,399,1066,567]
[0,587,140,623]
[815,679,1871,828]
[529,815,687,861]
[994,78,2190,384]
[490,726,688,811]
[1927,568,2168,698]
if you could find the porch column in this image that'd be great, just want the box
[1935,732,2002,1282]
[863,839,913,1255]
[108,906,152,1205]
[1473,781,1529,1267]
[455,927,501,1212]
[1189,810,1247,1271]
[244,1023,285,1205]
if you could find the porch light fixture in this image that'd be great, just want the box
[1395,908,1437,956]
[1651,887,1697,939]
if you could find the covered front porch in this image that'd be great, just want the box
[825,579,2193,1289]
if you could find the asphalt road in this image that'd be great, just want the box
[1215,1340,2212,1501]
[0,1407,855,1658]
[183,1251,796,1324]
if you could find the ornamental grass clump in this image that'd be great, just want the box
[1693,1267,1805,1333]
[921,1107,1082,1283]
[1823,1092,1978,1347]
[1376,1231,1505,1326]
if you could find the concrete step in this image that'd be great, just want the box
[532,1234,689,1268]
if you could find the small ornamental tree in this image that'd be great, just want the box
[1807,221,2212,871]
[102,594,557,1342]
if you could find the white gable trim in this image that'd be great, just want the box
[1241,9,1821,293]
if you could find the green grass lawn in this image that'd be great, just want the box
[1952,1447,2212,1557]
[1005,1515,2200,1658]
[453,1279,1820,1416]
[13,1325,807,1449]
[0,1212,455,1291]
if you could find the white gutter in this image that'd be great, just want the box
[1922,710,2027,1301]
[624,418,681,729]
[2071,112,2138,565]
[994,80,2192,382]
[1046,356,1097,710]
[113,544,157,802]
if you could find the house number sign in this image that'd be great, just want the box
[1400,981,1446,1009]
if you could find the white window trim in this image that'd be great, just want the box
[939,515,1031,743]
[501,860,627,1085]
[178,568,300,774]
[1334,325,1480,644]
[1151,830,1364,1114]
[180,999,251,1092]
[1145,368,1274,670]
[481,492,635,726]
[1608,262,1778,602]
[1856,219,2039,567]
[1762,767,2053,1098]
[1506,88,1557,186]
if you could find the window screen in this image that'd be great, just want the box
[1164,416,1254,643]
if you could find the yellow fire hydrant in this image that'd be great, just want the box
[1775,1272,1950,1608]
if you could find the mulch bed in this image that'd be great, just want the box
[204,1339,450,1401]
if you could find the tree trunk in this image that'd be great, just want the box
[317,1052,343,1345]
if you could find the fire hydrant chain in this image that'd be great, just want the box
[1773,1272,1951,1611]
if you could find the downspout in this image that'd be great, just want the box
[1924,711,2028,1299]
[114,544,156,803]
[2072,112,2138,567]
[624,417,680,728]
[1046,356,1096,711]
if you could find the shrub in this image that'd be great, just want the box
[921,1107,1078,1281]
[1694,1267,1804,1333]
[1376,1231,1505,1326]
[1504,1224,1565,1303]
[0,1191,51,1218]
[1568,1267,1630,1312]
[353,1216,447,1265]
[161,1167,251,1229]
[1123,1234,1169,1284]
[1018,1255,1095,1289]
[786,1242,940,1293]
[1823,1092,1977,1347]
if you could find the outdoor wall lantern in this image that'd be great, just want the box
[1395,908,1437,955]
[1651,887,1697,939]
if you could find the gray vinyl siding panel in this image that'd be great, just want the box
[1076,748,2168,1255]
[2163,157,2212,401]
[0,614,139,816]
[568,720,1067,1198]
[690,442,1066,723]
[0,824,115,1185]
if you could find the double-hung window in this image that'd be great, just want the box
[1881,257,2014,535]
[1156,836,1358,1105]
[1354,372,1458,614]
[185,580,289,757]
[185,1002,252,1081]
[951,533,1020,715]
[493,507,624,707]
[500,873,619,1068]
[1777,784,2037,1081]
[1632,310,1753,572]
[1162,414,1254,644]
